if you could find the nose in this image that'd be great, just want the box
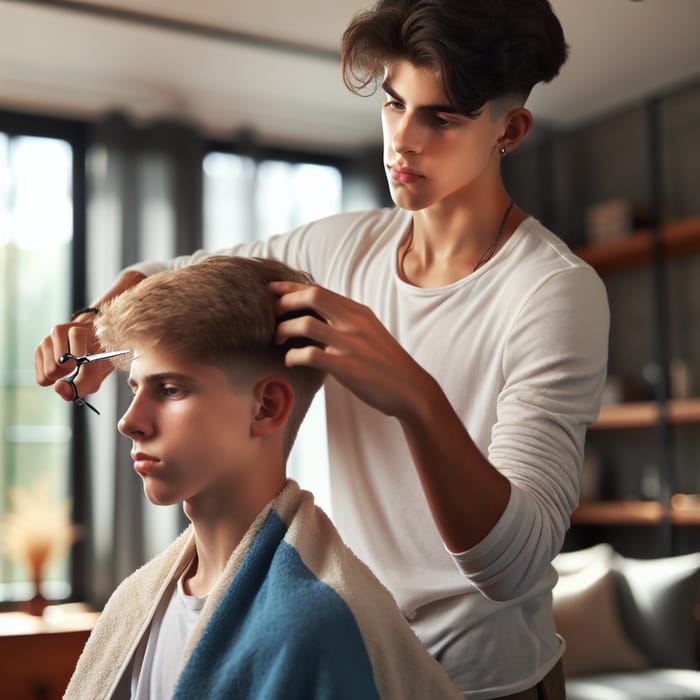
[391,113,423,156]
[118,394,153,440]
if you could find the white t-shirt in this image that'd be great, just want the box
[131,572,207,699]
[132,209,609,698]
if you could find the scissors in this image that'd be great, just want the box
[58,349,131,415]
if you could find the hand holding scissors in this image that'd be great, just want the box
[59,350,131,414]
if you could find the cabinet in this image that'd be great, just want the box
[568,215,700,553]
[0,609,98,700]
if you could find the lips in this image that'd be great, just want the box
[131,451,161,475]
[388,164,423,184]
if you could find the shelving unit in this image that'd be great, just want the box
[571,214,700,542]
[592,397,700,429]
[572,500,665,525]
[572,498,700,526]
[576,215,700,274]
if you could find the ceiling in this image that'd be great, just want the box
[1,0,699,155]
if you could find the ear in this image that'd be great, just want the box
[497,107,534,156]
[250,377,295,439]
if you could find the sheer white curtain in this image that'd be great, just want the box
[0,132,74,601]
[202,153,345,515]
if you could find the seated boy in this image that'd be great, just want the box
[65,256,461,700]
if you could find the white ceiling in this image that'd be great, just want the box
[0,0,699,155]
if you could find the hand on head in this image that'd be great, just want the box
[270,280,432,422]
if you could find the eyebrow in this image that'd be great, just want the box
[127,372,198,389]
[382,81,460,115]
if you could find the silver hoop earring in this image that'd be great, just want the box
[499,145,507,157]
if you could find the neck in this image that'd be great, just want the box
[472,197,514,272]
[400,194,524,287]
[182,472,287,597]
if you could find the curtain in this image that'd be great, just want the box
[82,113,204,606]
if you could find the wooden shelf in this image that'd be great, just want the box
[577,230,655,274]
[572,496,700,526]
[572,500,665,525]
[591,397,700,429]
[671,509,700,526]
[670,494,700,525]
[576,215,700,274]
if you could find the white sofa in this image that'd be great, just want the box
[551,545,700,700]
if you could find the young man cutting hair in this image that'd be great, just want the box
[39,3,609,697]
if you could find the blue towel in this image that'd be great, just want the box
[65,480,462,700]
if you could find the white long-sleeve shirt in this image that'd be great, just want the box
[130,208,609,698]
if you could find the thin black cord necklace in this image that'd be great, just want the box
[472,197,514,272]
[399,197,515,279]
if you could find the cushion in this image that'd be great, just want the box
[553,557,649,677]
[553,543,615,577]
[613,552,700,669]
[566,668,700,700]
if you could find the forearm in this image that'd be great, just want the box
[398,374,578,602]
[398,373,511,553]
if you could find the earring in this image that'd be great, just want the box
[499,145,507,157]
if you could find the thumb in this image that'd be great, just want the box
[54,380,75,402]
[54,361,114,403]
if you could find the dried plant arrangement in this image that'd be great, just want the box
[2,476,80,615]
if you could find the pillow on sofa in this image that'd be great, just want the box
[613,552,700,669]
[553,543,615,576]
[566,669,700,700]
[553,559,649,677]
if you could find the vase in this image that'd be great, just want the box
[20,571,49,616]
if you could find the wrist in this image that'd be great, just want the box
[397,370,444,433]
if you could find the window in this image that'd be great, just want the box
[0,131,75,602]
[203,152,343,247]
[203,152,345,513]
[0,128,376,605]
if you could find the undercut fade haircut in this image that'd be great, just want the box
[96,256,325,457]
[341,0,569,116]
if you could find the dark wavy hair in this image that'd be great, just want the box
[341,0,568,116]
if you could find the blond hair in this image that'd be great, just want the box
[96,256,325,457]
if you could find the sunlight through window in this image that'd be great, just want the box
[0,134,73,602]
[202,153,343,514]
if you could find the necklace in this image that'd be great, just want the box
[472,197,514,272]
[399,197,515,280]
